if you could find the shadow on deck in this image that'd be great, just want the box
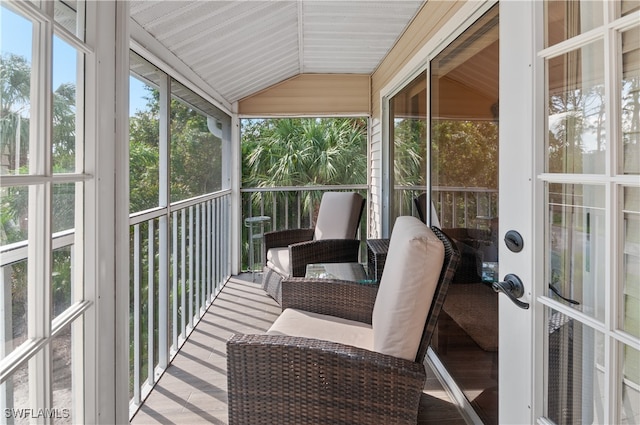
[131,274,467,424]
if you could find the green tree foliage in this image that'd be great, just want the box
[169,98,222,202]
[431,120,499,189]
[242,117,366,187]
[241,117,367,212]
[129,87,160,213]
[128,86,223,212]
[393,117,427,187]
[52,82,77,172]
[0,53,30,173]
[392,118,499,190]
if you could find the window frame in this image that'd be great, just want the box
[536,2,640,423]
[0,0,94,420]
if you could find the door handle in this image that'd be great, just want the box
[492,273,530,310]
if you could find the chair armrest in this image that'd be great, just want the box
[227,334,426,425]
[264,228,314,250]
[281,277,378,324]
[289,239,361,277]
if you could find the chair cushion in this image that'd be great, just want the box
[372,216,444,361]
[314,192,363,240]
[266,247,290,276]
[267,308,374,351]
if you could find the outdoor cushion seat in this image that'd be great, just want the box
[267,308,374,351]
[227,217,461,424]
[261,191,365,304]
[265,247,289,276]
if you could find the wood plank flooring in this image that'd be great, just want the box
[131,275,467,425]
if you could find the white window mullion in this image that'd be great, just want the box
[133,224,141,406]
[604,12,616,423]
[195,205,200,315]
[147,220,155,387]
[158,75,170,370]
[181,209,186,337]
[188,206,194,329]
[158,214,168,369]
[28,4,53,417]
[72,33,87,418]
[172,211,178,351]
[27,183,52,422]
[207,200,212,300]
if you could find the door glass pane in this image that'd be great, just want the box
[622,187,640,337]
[1,185,29,245]
[621,26,640,175]
[52,324,75,423]
[0,362,29,423]
[547,183,606,321]
[54,0,80,37]
[429,5,499,425]
[1,259,28,361]
[0,5,33,176]
[129,52,161,214]
[547,41,606,174]
[621,1,640,17]
[52,247,72,318]
[390,72,427,226]
[53,36,79,173]
[53,183,75,233]
[620,343,640,424]
[545,1,603,47]
[546,307,605,424]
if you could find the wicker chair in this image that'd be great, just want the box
[228,218,460,425]
[413,192,441,227]
[414,193,498,283]
[261,191,365,304]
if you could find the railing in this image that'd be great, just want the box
[239,185,496,269]
[394,185,499,229]
[125,183,493,416]
[240,185,369,269]
[128,190,231,418]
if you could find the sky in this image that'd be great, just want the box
[1,4,147,116]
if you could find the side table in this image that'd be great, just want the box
[244,216,271,281]
[305,262,376,284]
[366,238,389,283]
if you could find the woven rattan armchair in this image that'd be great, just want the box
[261,191,365,304]
[414,193,498,283]
[228,219,460,425]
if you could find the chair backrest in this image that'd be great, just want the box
[314,192,365,240]
[414,193,441,228]
[414,226,460,362]
[371,217,459,362]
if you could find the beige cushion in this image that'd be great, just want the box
[266,247,290,276]
[372,216,444,361]
[267,308,374,351]
[314,192,363,240]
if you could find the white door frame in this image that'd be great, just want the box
[498,1,543,423]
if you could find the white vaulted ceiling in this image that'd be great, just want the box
[130,1,425,105]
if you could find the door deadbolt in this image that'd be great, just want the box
[504,230,524,253]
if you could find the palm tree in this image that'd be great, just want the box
[0,53,31,175]
[241,117,367,215]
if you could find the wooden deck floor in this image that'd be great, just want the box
[131,275,467,425]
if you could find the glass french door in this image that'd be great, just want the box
[500,1,639,423]
[0,1,93,422]
[538,1,639,423]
